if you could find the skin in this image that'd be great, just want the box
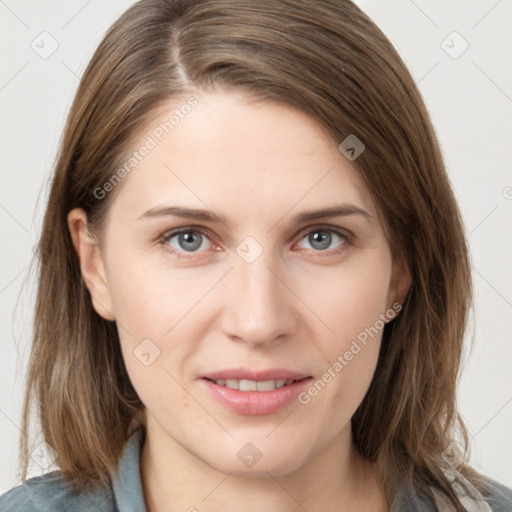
[68,89,410,512]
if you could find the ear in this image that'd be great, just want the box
[67,208,115,321]
[386,256,411,319]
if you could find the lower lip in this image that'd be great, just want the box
[200,378,313,415]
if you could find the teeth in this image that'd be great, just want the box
[215,378,294,391]
[258,379,284,391]
[240,379,257,391]
[225,379,240,390]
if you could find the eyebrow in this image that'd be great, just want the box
[139,204,371,226]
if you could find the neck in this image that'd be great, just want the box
[140,413,388,512]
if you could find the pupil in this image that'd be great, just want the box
[180,232,202,251]
[310,231,331,250]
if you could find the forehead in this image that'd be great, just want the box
[107,90,377,226]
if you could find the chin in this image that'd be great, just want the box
[200,438,310,478]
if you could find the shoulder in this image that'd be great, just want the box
[429,474,512,512]
[0,471,115,512]
[480,476,512,511]
[392,472,512,512]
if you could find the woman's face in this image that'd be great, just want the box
[86,89,409,476]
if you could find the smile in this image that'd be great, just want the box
[205,378,298,391]
[201,376,313,415]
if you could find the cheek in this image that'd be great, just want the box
[298,257,392,405]
[106,258,207,422]
[306,257,392,349]
[103,250,225,400]
[105,248,218,338]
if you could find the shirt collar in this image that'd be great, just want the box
[111,428,148,512]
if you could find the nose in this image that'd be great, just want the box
[220,252,298,348]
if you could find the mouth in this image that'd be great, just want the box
[199,370,313,415]
[202,377,309,392]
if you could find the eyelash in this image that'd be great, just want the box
[158,224,353,260]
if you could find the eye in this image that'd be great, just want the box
[295,226,349,254]
[159,225,351,260]
[161,228,214,255]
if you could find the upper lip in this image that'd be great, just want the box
[202,368,311,381]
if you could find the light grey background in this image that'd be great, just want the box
[1,0,511,495]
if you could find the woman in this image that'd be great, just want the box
[1,0,510,510]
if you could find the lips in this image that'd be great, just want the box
[200,368,313,415]
[201,368,310,382]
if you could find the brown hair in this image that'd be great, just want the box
[21,0,482,509]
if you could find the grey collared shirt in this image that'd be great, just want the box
[1,429,511,511]
[0,429,147,512]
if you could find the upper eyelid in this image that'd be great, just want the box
[160,225,217,245]
[296,224,351,238]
